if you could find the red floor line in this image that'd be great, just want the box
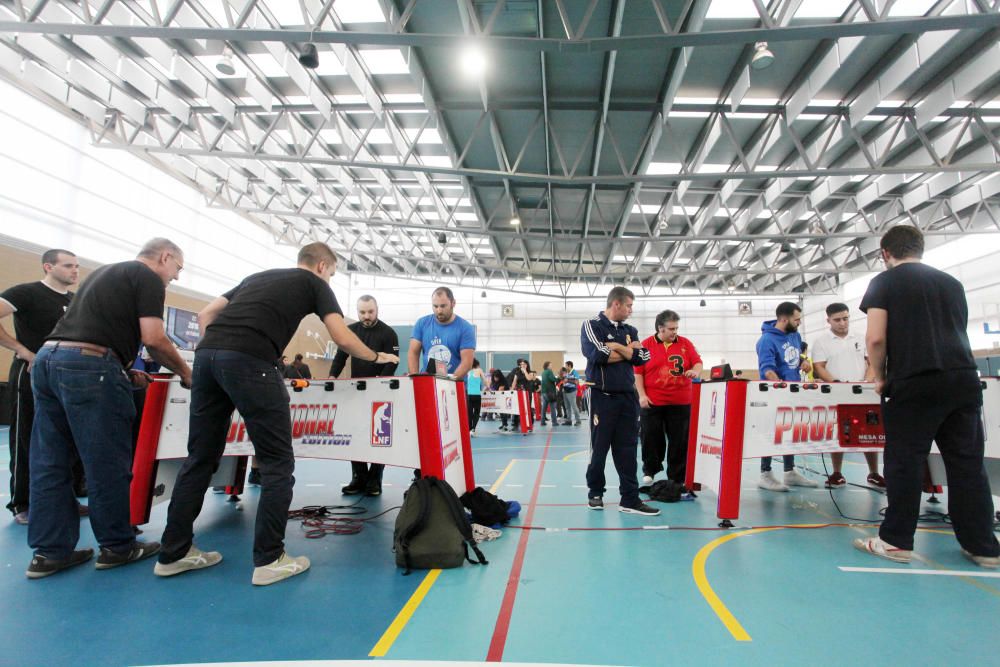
[485,432,553,662]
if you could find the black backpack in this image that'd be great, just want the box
[460,487,511,526]
[393,477,488,575]
[645,479,685,503]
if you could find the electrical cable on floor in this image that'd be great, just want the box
[287,497,402,538]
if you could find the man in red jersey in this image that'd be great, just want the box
[635,309,703,485]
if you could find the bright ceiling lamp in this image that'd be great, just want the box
[510,216,520,226]
[751,41,774,70]
[460,44,488,79]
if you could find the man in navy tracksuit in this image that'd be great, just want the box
[581,287,658,516]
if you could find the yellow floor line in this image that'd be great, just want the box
[368,460,518,657]
[562,449,589,461]
[692,527,782,641]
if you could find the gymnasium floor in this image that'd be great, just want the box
[1,422,999,667]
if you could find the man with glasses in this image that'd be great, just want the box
[26,239,192,578]
[0,249,87,525]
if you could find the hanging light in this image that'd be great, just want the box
[215,46,236,76]
[298,43,319,69]
[751,41,775,70]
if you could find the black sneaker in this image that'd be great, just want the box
[619,502,660,516]
[341,476,366,495]
[26,549,94,579]
[247,468,261,485]
[95,541,161,569]
[588,497,604,510]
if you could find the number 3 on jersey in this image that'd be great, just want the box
[668,354,684,376]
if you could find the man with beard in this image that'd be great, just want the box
[755,301,819,492]
[407,286,475,379]
[330,295,399,496]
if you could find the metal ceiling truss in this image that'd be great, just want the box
[0,0,998,296]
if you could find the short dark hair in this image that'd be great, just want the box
[298,242,337,267]
[606,286,635,307]
[432,286,455,302]
[543,361,551,369]
[357,294,377,306]
[825,302,849,317]
[654,309,680,329]
[294,354,304,362]
[801,342,809,353]
[775,301,801,319]
[473,359,480,368]
[42,249,75,266]
[880,225,924,260]
[565,360,573,368]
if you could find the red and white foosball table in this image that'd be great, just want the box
[129,374,474,526]
[480,389,536,434]
[685,379,884,525]
[686,377,1000,525]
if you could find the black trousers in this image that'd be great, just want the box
[467,394,482,430]
[586,390,641,507]
[640,404,691,483]
[7,358,84,515]
[880,369,999,555]
[350,461,383,481]
[160,349,296,567]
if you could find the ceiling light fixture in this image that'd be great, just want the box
[460,44,488,79]
[437,232,447,244]
[215,46,236,76]
[751,41,774,70]
[299,43,319,69]
[510,216,520,226]
[699,299,707,307]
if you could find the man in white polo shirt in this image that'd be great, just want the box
[811,302,885,488]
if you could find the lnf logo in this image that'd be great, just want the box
[371,402,393,447]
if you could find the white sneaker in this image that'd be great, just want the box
[854,536,912,563]
[153,545,223,577]
[470,430,476,437]
[784,469,819,488]
[641,475,654,485]
[962,549,1000,569]
[758,471,789,492]
[251,552,310,586]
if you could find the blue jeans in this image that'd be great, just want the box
[159,349,294,567]
[29,345,136,559]
[540,393,559,423]
[760,456,795,473]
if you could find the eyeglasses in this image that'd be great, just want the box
[167,253,184,272]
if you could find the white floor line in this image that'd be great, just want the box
[505,484,525,487]
[305,483,325,487]
[839,566,1000,578]
[571,484,588,488]
[539,484,556,488]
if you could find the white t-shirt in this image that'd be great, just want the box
[810,330,867,381]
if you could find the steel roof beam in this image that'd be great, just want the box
[3,12,998,51]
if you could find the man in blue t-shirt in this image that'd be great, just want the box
[755,301,819,492]
[408,286,476,379]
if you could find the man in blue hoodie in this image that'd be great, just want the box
[755,301,819,492]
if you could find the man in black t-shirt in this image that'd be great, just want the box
[855,226,999,567]
[26,239,192,579]
[330,295,399,496]
[156,243,399,586]
[0,249,87,524]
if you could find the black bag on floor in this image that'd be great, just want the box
[393,476,488,575]
[646,479,685,503]
[460,487,511,526]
